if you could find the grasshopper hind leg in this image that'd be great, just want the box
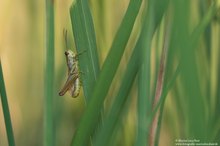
[70,77,81,98]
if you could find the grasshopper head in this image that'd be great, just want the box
[65,50,77,61]
[64,50,78,73]
[65,50,75,57]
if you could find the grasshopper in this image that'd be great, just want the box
[59,30,83,98]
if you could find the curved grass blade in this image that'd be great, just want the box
[70,0,143,145]
[153,14,171,146]
[94,0,169,144]
[154,3,217,145]
[70,0,100,102]
[0,60,15,146]
[93,39,141,146]
[135,0,169,146]
[184,1,217,139]
[44,0,54,145]
[170,0,217,140]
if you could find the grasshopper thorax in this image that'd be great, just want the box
[65,50,77,60]
[65,50,78,74]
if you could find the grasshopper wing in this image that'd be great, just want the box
[59,73,79,96]
[70,77,81,98]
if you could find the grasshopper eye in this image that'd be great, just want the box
[65,51,69,55]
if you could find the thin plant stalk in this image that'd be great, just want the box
[135,0,167,145]
[150,14,171,146]
[0,60,15,146]
[44,0,54,146]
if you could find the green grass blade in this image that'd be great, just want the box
[44,0,54,146]
[136,16,152,146]
[171,0,217,140]
[71,0,142,145]
[152,14,171,146]
[135,0,169,146]
[199,0,212,58]
[186,2,217,139]
[215,26,220,143]
[128,65,180,146]
[94,0,168,141]
[190,2,217,50]
[93,40,140,146]
[70,0,100,102]
[0,60,15,146]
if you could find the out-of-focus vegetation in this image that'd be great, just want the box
[0,0,220,146]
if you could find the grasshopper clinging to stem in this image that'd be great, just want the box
[59,30,85,98]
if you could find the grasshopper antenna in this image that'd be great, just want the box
[75,50,87,60]
[63,29,68,49]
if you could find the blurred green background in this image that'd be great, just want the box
[0,0,220,146]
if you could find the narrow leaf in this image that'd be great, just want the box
[0,60,15,146]
[70,0,100,102]
[135,0,169,146]
[44,0,54,145]
[93,39,140,146]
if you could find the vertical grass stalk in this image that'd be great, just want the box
[135,0,169,145]
[152,15,171,146]
[44,0,54,146]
